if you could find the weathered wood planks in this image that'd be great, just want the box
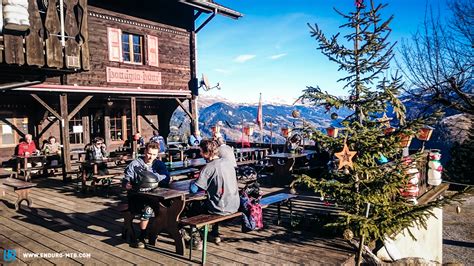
[44,0,63,68]
[25,0,45,66]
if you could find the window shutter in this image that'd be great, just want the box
[147,35,159,67]
[107,27,122,62]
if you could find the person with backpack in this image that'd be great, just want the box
[122,142,170,248]
[188,139,240,248]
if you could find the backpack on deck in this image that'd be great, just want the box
[240,183,263,232]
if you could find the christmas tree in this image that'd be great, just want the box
[295,0,451,258]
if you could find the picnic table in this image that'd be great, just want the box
[165,158,207,171]
[14,154,60,181]
[80,158,116,189]
[267,150,317,185]
[140,180,206,255]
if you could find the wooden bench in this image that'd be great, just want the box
[180,192,297,264]
[116,203,138,243]
[1,178,37,211]
[236,159,257,166]
[260,193,297,225]
[180,212,242,264]
[91,174,120,196]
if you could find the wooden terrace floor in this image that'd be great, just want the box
[0,176,355,265]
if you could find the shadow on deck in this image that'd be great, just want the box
[0,176,356,265]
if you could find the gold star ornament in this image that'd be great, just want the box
[335,143,357,170]
[377,113,392,128]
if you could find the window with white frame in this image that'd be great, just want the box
[0,117,28,148]
[122,32,143,64]
[107,27,159,67]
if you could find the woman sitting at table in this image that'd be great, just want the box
[42,136,62,168]
[188,139,240,248]
[122,142,170,248]
[42,136,61,155]
[84,137,109,175]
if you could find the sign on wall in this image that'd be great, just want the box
[106,67,162,85]
[73,125,83,133]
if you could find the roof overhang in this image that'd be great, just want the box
[15,84,191,98]
[179,0,242,19]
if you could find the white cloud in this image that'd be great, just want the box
[234,54,256,63]
[214,68,230,74]
[269,53,287,60]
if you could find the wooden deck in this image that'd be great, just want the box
[0,176,355,265]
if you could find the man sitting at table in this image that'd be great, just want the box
[17,134,39,156]
[188,139,239,248]
[122,142,170,248]
[215,134,237,168]
[84,137,109,175]
[16,134,42,171]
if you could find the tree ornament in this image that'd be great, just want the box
[377,113,392,128]
[334,142,357,170]
[291,109,301,118]
[330,112,338,120]
[343,167,350,175]
[343,229,354,240]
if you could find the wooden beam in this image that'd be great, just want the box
[0,118,27,137]
[37,118,59,139]
[175,98,193,120]
[418,183,450,205]
[31,94,61,119]
[68,95,93,120]
[59,94,71,181]
[131,97,137,153]
[141,115,159,131]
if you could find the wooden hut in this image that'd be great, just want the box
[0,0,241,177]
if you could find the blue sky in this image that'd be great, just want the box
[196,0,450,104]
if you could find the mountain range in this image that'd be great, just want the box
[170,95,471,163]
[169,95,351,144]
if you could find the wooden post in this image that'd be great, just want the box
[59,94,71,181]
[82,116,90,145]
[131,97,137,154]
[104,113,111,146]
[189,31,199,135]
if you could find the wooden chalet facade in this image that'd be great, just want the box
[0,0,241,175]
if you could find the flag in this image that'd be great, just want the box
[256,93,263,130]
